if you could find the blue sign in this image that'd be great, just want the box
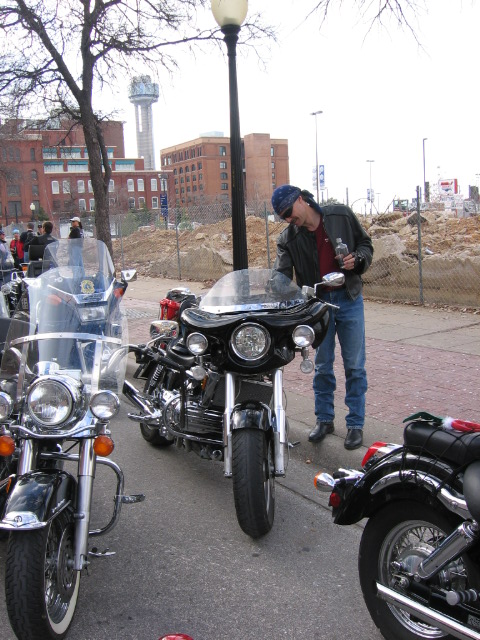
[318,165,325,189]
[160,193,168,219]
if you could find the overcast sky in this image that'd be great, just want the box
[115,0,480,214]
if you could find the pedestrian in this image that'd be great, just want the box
[69,216,84,239]
[271,184,373,450]
[28,221,57,254]
[20,221,36,263]
[0,230,15,282]
[9,228,24,269]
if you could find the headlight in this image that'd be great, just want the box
[27,378,78,426]
[186,332,208,355]
[292,325,315,347]
[90,391,120,420]
[79,306,106,323]
[0,392,13,420]
[231,323,270,361]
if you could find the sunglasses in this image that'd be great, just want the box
[279,205,293,220]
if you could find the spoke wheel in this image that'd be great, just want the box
[5,508,80,640]
[232,428,275,539]
[359,501,478,640]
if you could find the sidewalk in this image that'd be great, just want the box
[123,276,480,471]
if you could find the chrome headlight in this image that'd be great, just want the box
[186,332,208,355]
[27,377,80,427]
[231,323,270,361]
[292,325,315,347]
[79,305,106,323]
[90,391,120,420]
[0,392,13,420]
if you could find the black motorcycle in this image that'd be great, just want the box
[0,238,142,640]
[315,412,480,640]
[124,268,344,538]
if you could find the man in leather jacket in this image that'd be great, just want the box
[272,185,373,450]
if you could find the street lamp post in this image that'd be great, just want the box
[423,138,428,203]
[212,0,248,271]
[311,110,323,204]
[366,160,374,215]
[30,202,35,221]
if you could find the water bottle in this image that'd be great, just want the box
[335,238,348,268]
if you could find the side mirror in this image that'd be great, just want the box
[121,269,137,283]
[314,272,345,298]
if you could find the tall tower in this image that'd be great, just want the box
[128,75,159,170]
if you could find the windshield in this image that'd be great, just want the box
[0,239,127,403]
[199,269,306,313]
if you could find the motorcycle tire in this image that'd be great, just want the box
[139,368,174,447]
[232,428,275,539]
[5,507,80,640]
[359,500,480,640]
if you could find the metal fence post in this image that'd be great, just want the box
[264,204,271,268]
[118,214,125,271]
[416,185,424,304]
[175,209,182,279]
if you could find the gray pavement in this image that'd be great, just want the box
[123,275,480,473]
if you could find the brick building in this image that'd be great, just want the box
[160,132,289,213]
[0,118,163,229]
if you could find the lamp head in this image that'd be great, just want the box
[211,0,248,28]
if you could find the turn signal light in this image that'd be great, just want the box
[0,435,15,457]
[93,435,114,457]
[159,636,194,640]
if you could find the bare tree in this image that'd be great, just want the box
[0,0,271,255]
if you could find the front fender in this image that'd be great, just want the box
[231,401,271,432]
[0,470,76,530]
[333,451,465,525]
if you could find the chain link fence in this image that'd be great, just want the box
[62,202,479,310]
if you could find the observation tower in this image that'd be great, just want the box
[128,75,159,170]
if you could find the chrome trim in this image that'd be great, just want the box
[0,500,72,531]
[272,368,286,476]
[376,582,480,640]
[371,471,471,518]
[10,332,123,346]
[10,419,98,439]
[224,372,235,477]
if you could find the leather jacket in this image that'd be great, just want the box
[274,204,373,300]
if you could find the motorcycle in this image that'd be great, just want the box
[315,411,480,640]
[0,238,142,640]
[124,267,344,538]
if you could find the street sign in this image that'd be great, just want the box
[160,193,168,219]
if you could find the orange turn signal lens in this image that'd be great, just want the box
[0,435,15,457]
[93,435,115,457]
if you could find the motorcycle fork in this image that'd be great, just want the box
[222,369,286,478]
[74,438,96,570]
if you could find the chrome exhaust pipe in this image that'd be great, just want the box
[123,380,158,417]
[376,583,480,640]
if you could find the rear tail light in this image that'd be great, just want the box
[361,441,401,468]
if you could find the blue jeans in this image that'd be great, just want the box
[314,289,367,430]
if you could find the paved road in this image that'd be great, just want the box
[0,402,382,640]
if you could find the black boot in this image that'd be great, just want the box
[308,421,334,443]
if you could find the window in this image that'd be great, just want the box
[115,160,135,171]
[137,178,144,191]
[160,178,167,191]
[180,177,184,184]
[151,178,158,191]
[152,196,159,209]
[62,180,70,194]
[221,183,228,191]
[138,196,145,207]
[60,147,81,158]
[78,180,85,193]
[128,197,135,209]
[198,161,202,170]
[192,175,197,182]
[89,199,95,211]
[109,179,114,192]
[52,180,60,194]
[7,184,20,196]
[185,166,190,173]
[44,162,64,172]
[220,172,228,180]
[219,146,226,156]
[127,179,134,192]
[179,167,184,174]
[271,162,275,169]
[220,161,227,169]
[32,184,39,196]
[198,173,203,181]
[30,148,35,161]
[191,164,196,171]
[43,147,57,159]
[88,180,93,193]
[186,176,190,183]
[271,146,274,157]
[67,161,88,172]
[31,170,38,181]
[79,199,86,211]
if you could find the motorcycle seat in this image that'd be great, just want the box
[404,421,480,467]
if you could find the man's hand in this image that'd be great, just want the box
[336,252,355,270]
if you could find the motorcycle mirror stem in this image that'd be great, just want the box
[302,272,345,299]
